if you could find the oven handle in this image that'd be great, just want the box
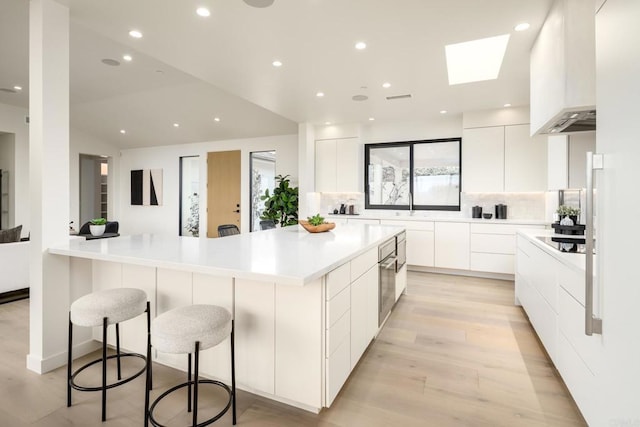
[380,256,397,270]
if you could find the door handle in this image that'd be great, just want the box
[233,209,240,213]
[585,152,602,336]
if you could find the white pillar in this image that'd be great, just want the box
[297,123,315,218]
[27,0,71,374]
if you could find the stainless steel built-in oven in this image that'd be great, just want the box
[378,237,397,326]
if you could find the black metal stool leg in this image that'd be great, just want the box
[187,353,192,413]
[193,341,200,427]
[116,323,122,381]
[101,317,108,422]
[231,320,236,425]
[67,312,72,408]
[144,302,152,427]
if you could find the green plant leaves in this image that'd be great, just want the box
[259,174,298,226]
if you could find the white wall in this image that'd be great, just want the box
[119,134,298,236]
[0,103,29,235]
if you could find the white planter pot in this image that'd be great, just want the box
[89,224,105,236]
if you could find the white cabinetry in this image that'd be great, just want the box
[516,234,603,423]
[434,222,469,270]
[470,223,545,275]
[462,127,504,193]
[380,219,434,267]
[504,125,547,191]
[463,125,547,193]
[324,247,379,406]
[315,138,360,192]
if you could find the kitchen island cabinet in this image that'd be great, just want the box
[50,224,404,412]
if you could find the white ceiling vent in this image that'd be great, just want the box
[352,95,368,101]
[386,94,412,100]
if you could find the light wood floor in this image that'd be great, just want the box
[0,272,586,426]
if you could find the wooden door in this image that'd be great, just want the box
[207,150,241,237]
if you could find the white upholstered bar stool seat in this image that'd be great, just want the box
[71,288,147,327]
[146,304,236,427]
[152,305,231,354]
[67,287,151,423]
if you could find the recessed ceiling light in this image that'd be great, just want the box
[445,34,510,85]
[101,58,121,66]
[13,86,22,91]
[368,117,375,121]
[355,41,367,50]
[316,92,325,97]
[504,103,512,107]
[196,7,211,17]
[129,30,143,39]
[123,54,132,62]
[243,0,275,8]
[514,22,530,32]
[325,121,331,125]
[272,60,282,67]
[214,117,221,122]
[382,82,391,88]
[120,129,126,134]
[440,110,448,114]
[173,123,180,128]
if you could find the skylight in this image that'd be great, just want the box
[445,34,510,85]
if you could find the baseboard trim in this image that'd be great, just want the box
[408,266,514,281]
[26,339,101,374]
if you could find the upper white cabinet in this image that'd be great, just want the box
[315,138,360,192]
[504,124,547,191]
[463,123,547,193]
[462,126,504,193]
[530,0,596,135]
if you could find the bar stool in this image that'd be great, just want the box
[68,288,151,422]
[146,304,236,427]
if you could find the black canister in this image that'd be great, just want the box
[495,204,508,219]
[472,206,483,218]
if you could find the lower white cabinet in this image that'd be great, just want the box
[324,246,379,406]
[395,264,407,302]
[435,222,470,270]
[516,234,603,424]
[380,220,434,267]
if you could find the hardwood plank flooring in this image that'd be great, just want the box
[0,272,586,426]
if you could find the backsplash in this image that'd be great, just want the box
[318,192,547,220]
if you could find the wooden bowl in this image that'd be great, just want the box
[299,220,336,233]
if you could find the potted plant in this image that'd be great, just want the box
[89,218,107,236]
[556,205,581,225]
[260,175,298,227]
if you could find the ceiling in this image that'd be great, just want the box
[0,0,553,148]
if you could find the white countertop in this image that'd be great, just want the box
[49,224,404,286]
[517,228,588,273]
[327,213,547,225]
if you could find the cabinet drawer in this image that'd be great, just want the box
[350,247,378,282]
[326,309,350,357]
[470,253,514,274]
[406,230,434,267]
[471,223,544,235]
[327,286,350,328]
[558,288,602,374]
[558,264,585,306]
[326,263,350,300]
[556,332,597,424]
[470,233,516,255]
[325,334,350,406]
[518,277,557,363]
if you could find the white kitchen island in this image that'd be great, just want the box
[50,223,405,412]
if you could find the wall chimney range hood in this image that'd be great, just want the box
[530,0,596,136]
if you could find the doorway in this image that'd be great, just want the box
[207,150,241,237]
[250,151,276,231]
[79,154,109,226]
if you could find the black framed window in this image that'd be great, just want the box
[365,138,461,211]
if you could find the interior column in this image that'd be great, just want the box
[27,0,71,374]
